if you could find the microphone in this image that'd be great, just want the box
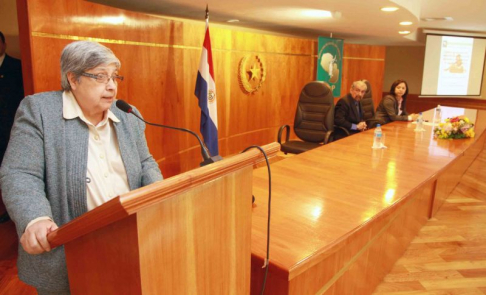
[116,99,222,166]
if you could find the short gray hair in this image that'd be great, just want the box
[60,41,121,91]
[351,80,367,91]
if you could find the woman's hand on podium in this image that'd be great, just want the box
[20,219,58,254]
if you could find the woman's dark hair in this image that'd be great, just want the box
[389,79,409,99]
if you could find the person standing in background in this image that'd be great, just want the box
[0,31,24,164]
[0,31,24,224]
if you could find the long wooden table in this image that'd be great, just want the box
[250,107,486,294]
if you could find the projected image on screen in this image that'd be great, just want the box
[421,35,486,96]
[437,37,473,95]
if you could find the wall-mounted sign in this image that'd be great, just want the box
[317,37,343,97]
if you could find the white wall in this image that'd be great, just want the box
[383,46,425,95]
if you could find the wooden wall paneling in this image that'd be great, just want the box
[344,44,387,59]
[28,0,175,45]
[22,0,385,178]
[341,58,386,107]
[24,0,317,177]
[407,94,486,114]
[226,52,314,147]
[341,44,386,108]
[30,38,66,92]
[16,0,34,96]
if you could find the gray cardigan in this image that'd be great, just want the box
[0,91,163,291]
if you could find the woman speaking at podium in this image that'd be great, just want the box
[0,41,162,294]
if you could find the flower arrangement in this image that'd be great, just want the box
[434,116,475,139]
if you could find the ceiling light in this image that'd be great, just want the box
[302,9,333,18]
[381,7,399,12]
[399,21,413,26]
[421,17,453,22]
[399,31,410,34]
[227,19,239,23]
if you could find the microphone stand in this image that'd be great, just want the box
[117,100,222,166]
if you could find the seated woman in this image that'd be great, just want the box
[0,41,163,294]
[373,79,418,126]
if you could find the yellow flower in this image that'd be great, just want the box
[465,129,475,138]
[435,116,474,140]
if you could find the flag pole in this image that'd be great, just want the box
[195,3,221,160]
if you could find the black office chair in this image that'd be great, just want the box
[277,81,334,154]
[361,79,375,121]
[361,80,384,128]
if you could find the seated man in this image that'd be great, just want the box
[334,80,367,140]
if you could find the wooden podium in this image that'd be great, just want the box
[47,143,279,295]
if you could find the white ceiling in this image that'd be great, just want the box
[88,0,486,46]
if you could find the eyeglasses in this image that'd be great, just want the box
[81,72,124,84]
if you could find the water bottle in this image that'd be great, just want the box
[416,112,424,131]
[435,105,442,123]
[373,124,382,148]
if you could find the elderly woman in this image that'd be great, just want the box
[373,79,418,125]
[0,41,162,294]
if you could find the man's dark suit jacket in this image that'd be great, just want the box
[334,93,364,134]
[0,54,24,163]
